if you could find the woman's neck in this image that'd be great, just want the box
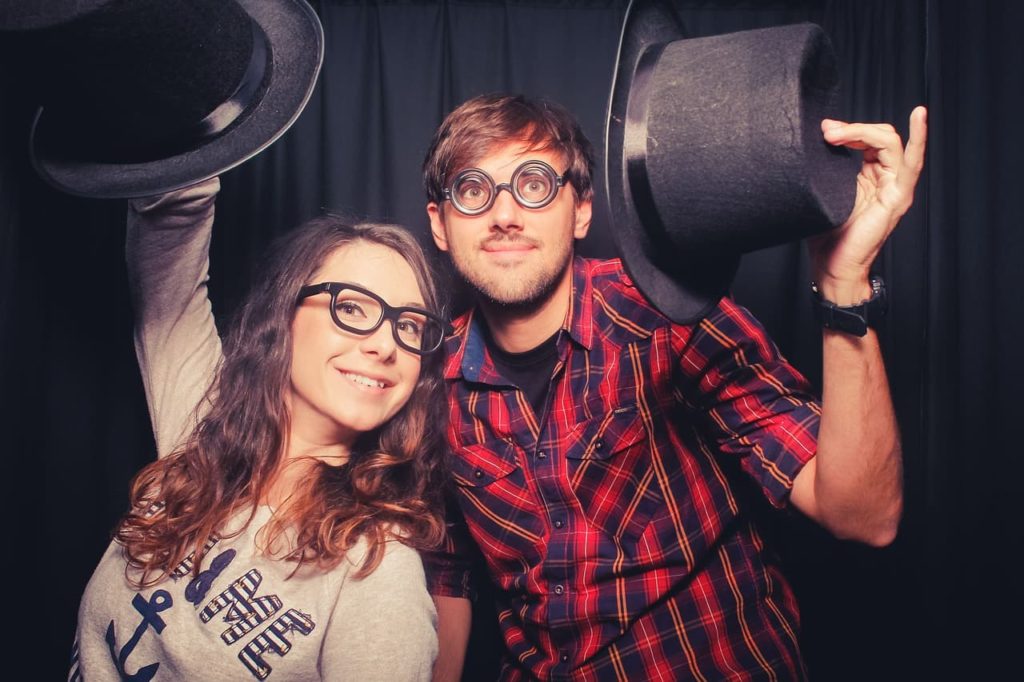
[263,436,352,508]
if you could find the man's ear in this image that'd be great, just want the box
[427,202,449,252]
[573,198,593,240]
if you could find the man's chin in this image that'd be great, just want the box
[475,275,560,312]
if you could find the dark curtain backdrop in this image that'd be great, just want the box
[2,1,1021,680]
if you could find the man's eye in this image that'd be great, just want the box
[520,175,550,197]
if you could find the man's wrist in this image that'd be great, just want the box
[810,276,873,307]
[811,275,887,337]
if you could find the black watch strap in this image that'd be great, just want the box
[811,275,887,337]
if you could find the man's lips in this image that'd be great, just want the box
[482,239,537,253]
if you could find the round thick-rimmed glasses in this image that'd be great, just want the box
[443,160,568,216]
[297,282,448,355]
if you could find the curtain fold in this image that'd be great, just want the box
[921,2,1024,677]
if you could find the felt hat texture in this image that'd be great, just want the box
[605,0,860,323]
[1,0,323,199]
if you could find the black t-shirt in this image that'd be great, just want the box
[486,328,560,416]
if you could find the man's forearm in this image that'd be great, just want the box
[793,325,903,545]
[432,595,472,682]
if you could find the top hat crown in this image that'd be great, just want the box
[605,0,860,323]
[1,0,324,198]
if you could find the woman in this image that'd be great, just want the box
[70,179,449,680]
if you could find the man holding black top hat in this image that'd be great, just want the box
[419,2,926,680]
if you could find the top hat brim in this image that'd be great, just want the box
[605,0,740,324]
[29,0,324,199]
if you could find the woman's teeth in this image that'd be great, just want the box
[342,371,385,389]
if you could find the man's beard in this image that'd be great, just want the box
[454,233,574,316]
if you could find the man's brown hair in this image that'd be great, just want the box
[423,93,594,206]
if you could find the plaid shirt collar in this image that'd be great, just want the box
[442,256,595,384]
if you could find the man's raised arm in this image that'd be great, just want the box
[790,107,928,545]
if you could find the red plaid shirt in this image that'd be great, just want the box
[429,257,819,681]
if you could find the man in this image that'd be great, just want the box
[422,93,926,680]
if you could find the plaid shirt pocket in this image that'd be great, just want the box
[450,440,546,563]
[565,405,663,543]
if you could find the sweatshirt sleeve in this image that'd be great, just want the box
[125,177,224,457]
[321,540,439,681]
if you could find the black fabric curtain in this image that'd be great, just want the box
[2,1,1020,680]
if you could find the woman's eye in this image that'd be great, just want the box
[336,301,365,317]
[397,319,424,336]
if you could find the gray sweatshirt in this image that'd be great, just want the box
[69,179,438,681]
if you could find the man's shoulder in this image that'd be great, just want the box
[577,256,674,334]
[577,257,774,345]
[580,255,634,287]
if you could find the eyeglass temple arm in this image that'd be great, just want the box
[297,282,333,302]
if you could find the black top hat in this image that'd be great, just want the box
[1,0,323,199]
[605,0,860,324]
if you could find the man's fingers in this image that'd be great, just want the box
[821,118,848,132]
[900,106,928,180]
[820,108,928,219]
[823,120,903,155]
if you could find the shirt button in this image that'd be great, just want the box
[594,439,604,450]
[553,519,564,529]
[560,653,569,663]
[554,584,564,595]
[537,451,547,459]
[474,469,483,479]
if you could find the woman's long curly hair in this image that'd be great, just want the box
[117,217,449,586]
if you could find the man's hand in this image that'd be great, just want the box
[808,106,928,304]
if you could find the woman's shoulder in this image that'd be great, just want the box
[320,538,438,680]
[322,534,434,628]
[340,532,427,581]
[77,538,132,618]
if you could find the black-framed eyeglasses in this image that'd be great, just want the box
[297,282,448,355]
[443,160,568,216]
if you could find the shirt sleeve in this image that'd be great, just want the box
[321,540,439,681]
[677,296,821,508]
[125,177,224,457]
[421,491,477,600]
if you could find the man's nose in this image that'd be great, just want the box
[489,184,522,231]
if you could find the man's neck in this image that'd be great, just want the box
[478,260,574,354]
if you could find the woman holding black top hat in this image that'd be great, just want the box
[9,1,452,678]
[69,179,451,681]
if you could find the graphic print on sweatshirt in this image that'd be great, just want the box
[69,536,318,681]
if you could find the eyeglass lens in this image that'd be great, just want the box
[332,288,443,352]
[449,160,563,215]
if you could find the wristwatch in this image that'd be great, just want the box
[811,275,887,337]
